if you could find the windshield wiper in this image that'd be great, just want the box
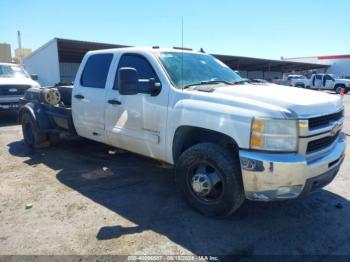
[183,80,233,89]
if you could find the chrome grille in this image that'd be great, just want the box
[306,131,340,154]
[308,110,343,130]
[0,85,31,96]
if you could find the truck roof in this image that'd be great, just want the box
[86,47,207,56]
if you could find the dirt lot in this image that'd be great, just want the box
[1,94,350,256]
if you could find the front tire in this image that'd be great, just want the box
[335,85,346,94]
[21,113,50,148]
[176,143,245,217]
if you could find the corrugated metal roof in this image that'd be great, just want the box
[214,54,328,72]
[57,38,129,63]
[55,38,329,72]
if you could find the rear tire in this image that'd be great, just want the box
[175,143,245,217]
[21,113,50,148]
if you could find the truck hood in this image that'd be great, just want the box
[208,84,343,118]
[0,77,39,87]
[337,79,350,84]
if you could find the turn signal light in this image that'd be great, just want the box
[251,134,263,148]
[252,119,263,132]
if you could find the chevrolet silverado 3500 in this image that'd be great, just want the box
[19,47,346,217]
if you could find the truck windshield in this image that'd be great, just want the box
[0,64,30,79]
[157,52,242,88]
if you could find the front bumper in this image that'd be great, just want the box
[239,133,346,201]
[0,96,22,111]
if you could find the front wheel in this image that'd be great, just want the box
[176,143,245,217]
[335,85,346,94]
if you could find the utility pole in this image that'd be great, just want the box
[17,30,23,66]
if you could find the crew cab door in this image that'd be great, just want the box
[314,74,323,88]
[324,74,335,89]
[72,53,114,142]
[105,53,169,161]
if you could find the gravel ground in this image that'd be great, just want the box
[0,93,350,256]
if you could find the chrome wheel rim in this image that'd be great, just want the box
[188,163,224,202]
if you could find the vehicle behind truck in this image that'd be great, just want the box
[272,74,306,86]
[19,47,346,217]
[0,63,40,111]
[292,73,350,93]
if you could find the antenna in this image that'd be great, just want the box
[181,16,184,91]
[182,16,184,50]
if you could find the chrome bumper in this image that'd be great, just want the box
[0,96,22,111]
[239,133,346,201]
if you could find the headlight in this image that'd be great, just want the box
[250,118,298,152]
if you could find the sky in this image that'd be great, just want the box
[1,0,349,59]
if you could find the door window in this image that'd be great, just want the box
[80,54,113,89]
[114,54,158,90]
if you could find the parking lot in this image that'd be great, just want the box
[0,93,349,256]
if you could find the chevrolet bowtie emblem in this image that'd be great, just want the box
[331,122,341,136]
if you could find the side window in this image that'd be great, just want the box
[324,75,333,81]
[114,54,158,90]
[80,54,113,89]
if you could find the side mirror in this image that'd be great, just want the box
[30,74,38,81]
[118,67,139,95]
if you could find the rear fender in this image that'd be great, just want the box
[18,102,51,131]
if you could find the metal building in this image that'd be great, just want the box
[0,43,12,63]
[24,38,128,86]
[24,38,328,86]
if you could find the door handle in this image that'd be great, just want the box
[108,99,122,105]
[74,94,85,99]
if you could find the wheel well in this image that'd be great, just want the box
[334,84,346,89]
[172,126,239,163]
[18,104,51,131]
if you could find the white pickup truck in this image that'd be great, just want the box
[292,73,350,94]
[19,47,346,217]
[0,63,40,111]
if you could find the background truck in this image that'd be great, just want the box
[19,47,346,217]
[272,74,306,86]
[292,73,350,94]
[0,63,40,111]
